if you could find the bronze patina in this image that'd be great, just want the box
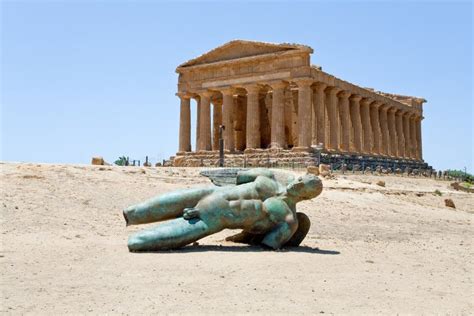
[123,168,322,251]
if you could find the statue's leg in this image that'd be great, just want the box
[227,212,310,247]
[284,212,311,247]
[123,187,215,226]
[128,217,220,252]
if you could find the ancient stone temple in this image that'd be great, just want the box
[172,40,429,169]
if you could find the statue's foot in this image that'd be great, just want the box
[183,208,200,220]
[284,212,311,247]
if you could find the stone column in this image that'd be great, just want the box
[270,81,287,149]
[284,90,295,147]
[291,91,299,146]
[221,88,234,152]
[212,98,222,151]
[349,95,362,153]
[360,98,372,154]
[416,116,423,160]
[198,91,212,151]
[244,84,261,149]
[370,101,382,155]
[410,114,418,159]
[234,95,246,151]
[396,110,405,158]
[379,105,390,156]
[194,96,201,151]
[312,82,327,147]
[178,94,191,153]
[295,79,314,149]
[403,112,412,159]
[338,90,351,152]
[387,108,398,157]
[326,86,341,151]
[324,89,331,149]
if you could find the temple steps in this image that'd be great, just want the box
[170,149,431,171]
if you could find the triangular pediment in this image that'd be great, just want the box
[178,40,312,69]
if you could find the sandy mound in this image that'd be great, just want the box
[1,162,472,314]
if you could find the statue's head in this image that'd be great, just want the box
[286,174,323,201]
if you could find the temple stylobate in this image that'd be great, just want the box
[173,40,428,168]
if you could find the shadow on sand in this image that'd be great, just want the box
[134,245,340,255]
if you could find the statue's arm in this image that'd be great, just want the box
[261,219,298,249]
[236,168,275,185]
[261,198,298,249]
[124,186,215,225]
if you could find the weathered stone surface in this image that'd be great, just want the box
[450,182,474,193]
[173,156,186,167]
[307,165,320,176]
[91,157,105,165]
[444,199,456,208]
[319,164,330,174]
[163,160,173,167]
[170,142,431,172]
[173,40,427,166]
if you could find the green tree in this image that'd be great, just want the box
[115,156,128,166]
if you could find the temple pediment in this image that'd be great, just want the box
[177,40,312,69]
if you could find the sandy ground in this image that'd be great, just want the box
[1,162,472,315]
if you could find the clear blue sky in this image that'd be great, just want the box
[1,1,472,171]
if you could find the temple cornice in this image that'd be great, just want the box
[176,50,310,73]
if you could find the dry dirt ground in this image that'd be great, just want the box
[1,162,473,315]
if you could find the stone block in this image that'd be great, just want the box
[444,199,456,208]
[173,156,186,167]
[319,164,330,174]
[91,157,105,165]
[307,165,320,176]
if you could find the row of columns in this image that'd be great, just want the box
[311,84,422,160]
[178,80,423,160]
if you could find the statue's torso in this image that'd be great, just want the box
[196,176,292,233]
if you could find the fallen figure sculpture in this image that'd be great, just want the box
[123,168,322,252]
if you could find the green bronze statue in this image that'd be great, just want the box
[123,168,322,251]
